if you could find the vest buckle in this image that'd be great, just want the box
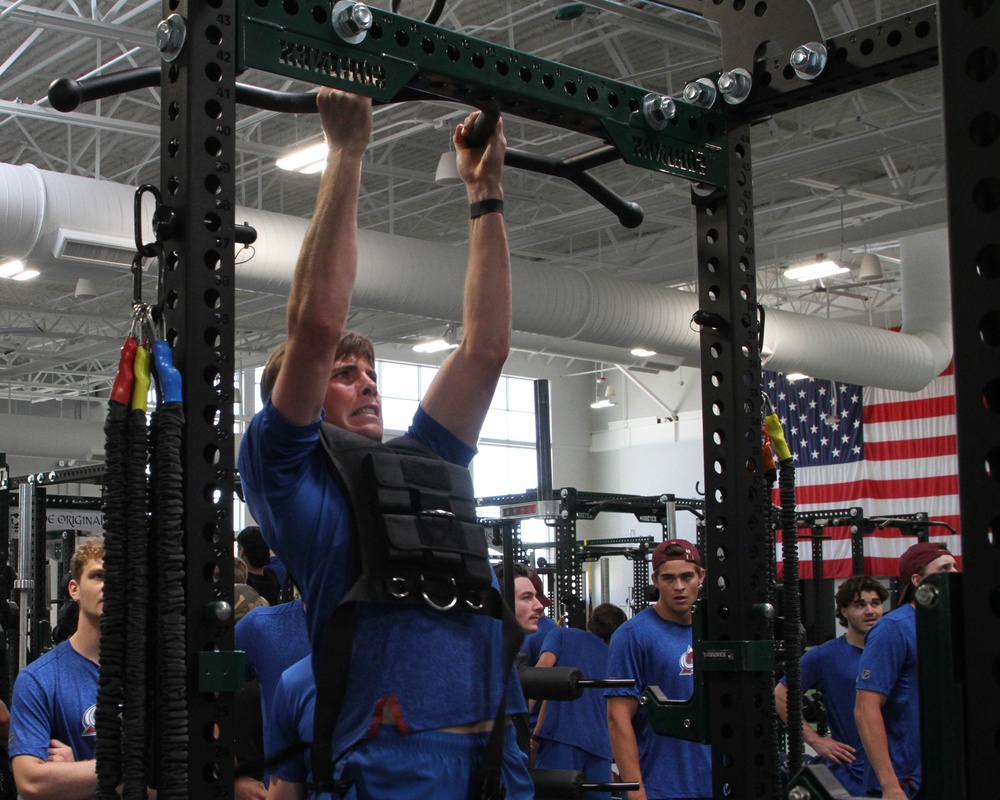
[420,574,458,611]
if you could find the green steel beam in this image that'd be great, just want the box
[238,3,728,187]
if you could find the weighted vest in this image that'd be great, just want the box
[310,423,520,796]
[317,422,499,614]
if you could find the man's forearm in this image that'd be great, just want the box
[607,703,643,791]
[12,756,97,800]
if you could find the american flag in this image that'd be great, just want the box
[765,366,961,579]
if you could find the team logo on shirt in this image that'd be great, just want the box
[82,704,97,737]
[861,669,871,679]
[679,645,695,676]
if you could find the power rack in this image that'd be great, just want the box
[41,1,1000,797]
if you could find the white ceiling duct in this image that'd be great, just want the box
[0,162,951,390]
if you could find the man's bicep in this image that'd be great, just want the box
[607,695,638,723]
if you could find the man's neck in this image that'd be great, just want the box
[247,565,264,576]
[69,618,101,665]
[653,602,692,626]
[845,627,866,648]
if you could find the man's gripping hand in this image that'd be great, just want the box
[316,88,372,159]
[455,110,506,203]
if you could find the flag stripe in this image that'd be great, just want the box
[793,475,959,505]
[865,435,957,461]
[865,395,955,424]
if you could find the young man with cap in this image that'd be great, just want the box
[855,542,957,799]
[605,540,712,800]
[775,574,888,795]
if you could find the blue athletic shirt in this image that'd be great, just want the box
[536,626,612,759]
[266,657,319,788]
[856,603,920,795]
[605,607,712,800]
[780,635,867,795]
[239,403,526,760]
[235,598,311,735]
[9,640,99,762]
[524,614,558,666]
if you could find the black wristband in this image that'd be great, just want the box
[469,198,504,219]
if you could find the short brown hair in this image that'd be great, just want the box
[259,332,375,403]
[588,603,627,641]
[233,556,248,584]
[70,537,105,583]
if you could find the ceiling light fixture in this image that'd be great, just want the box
[74,278,97,299]
[11,269,40,281]
[413,324,460,353]
[590,376,616,409]
[434,151,462,186]
[276,142,328,175]
[631,347,657,357]
[783,254,849,282]
[858,252,884,281]
[784,372,809,382]
[0,259,25,278]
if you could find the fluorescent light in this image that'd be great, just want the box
[631,347,657,357]
[412,339,459,353]
[590,398,615,409]
[784,372,809,382]
[276,142,328,174]
[11,269,39,281]
[0,260,24,278]
[783,258,849,281]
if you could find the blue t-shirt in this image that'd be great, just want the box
[536,626,612,759]
[9,640,99,761]
[524,614,558,666]
[235,598,311,731]
[781,635,866,795]
[266,656,337,800]
[605,607,712,800]
[239,403,526,759]
[856,604,920,794]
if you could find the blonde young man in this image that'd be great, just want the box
[605,540,712,800]
[9,538,104,800]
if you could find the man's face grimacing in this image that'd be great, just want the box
[513,576,544,633]
[322,356,383,441]
[842,590,884,637]
[653,560,704,618]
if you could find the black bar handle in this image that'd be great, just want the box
[506,149,644,228]
[529,769,641,799]
[48,68,159,112]
[48,70,641,227]
[464,108,500,148]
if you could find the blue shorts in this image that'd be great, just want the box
[534,739,612,800]
[334,725,532,800]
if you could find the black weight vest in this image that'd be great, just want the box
[309,423,522,796]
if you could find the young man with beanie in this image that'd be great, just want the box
[775,574,888,795]
[855,542,957,799]
[605,540,712,800]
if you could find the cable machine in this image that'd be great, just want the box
[43,1,999,798]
